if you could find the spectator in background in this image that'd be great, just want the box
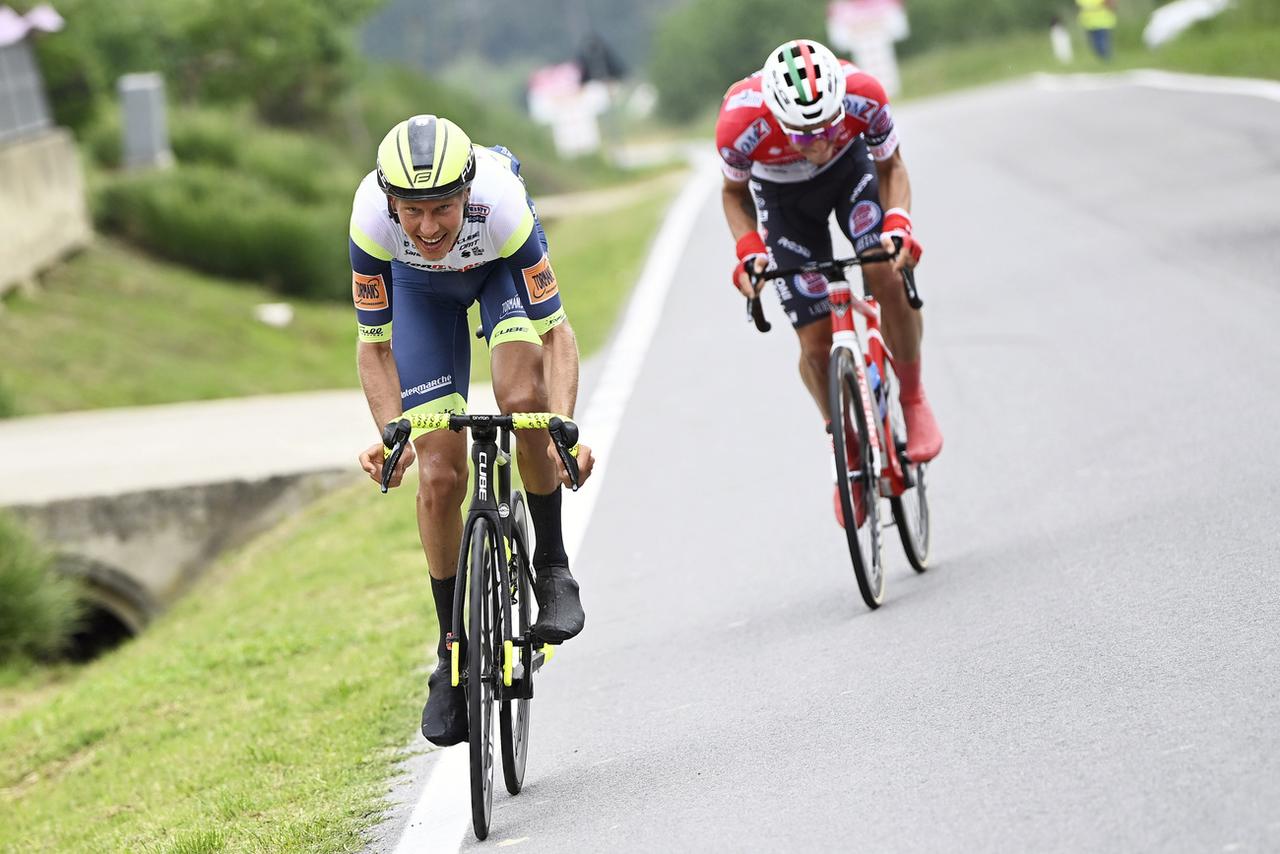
[1077,0,1118,60]
[1050,15,1074,64]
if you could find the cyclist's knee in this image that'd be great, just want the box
[417,460,468,513]
[494,376,547,415]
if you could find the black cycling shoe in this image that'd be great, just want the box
[421,661,468,746]
[531,564,585,643]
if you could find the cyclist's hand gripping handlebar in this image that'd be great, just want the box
[547,416,581,492]
[379,418,412,494]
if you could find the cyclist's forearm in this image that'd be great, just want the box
[357,341,403,429]
[541,321,580,418]
[721,180,759,240]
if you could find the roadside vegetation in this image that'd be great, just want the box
[0,514,83,666]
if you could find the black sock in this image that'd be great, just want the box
[526,487,568,570]
[430,576,455,661]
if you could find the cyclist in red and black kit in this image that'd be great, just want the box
[716,38,943,523]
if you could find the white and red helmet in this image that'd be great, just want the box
[761,39,847,133]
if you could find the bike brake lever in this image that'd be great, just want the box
[745,269,772,334]
[379,418,412,494]
[888,236,924,310]
[547,416,581,492]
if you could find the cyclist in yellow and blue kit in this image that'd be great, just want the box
[351,115,595,747]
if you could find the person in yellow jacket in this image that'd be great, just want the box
[1078,0,1118,60]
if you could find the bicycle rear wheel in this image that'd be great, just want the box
[885,363,930,573]
[829,347,884,609]
[467,517,499,840]
[499,491,533,795]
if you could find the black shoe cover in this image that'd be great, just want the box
[531,564,585,643]
[421,661,468,746]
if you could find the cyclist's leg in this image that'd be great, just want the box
[835,151,941,461]
[391,265,476,745]
[479,249,584,642]
[750,175,837,421]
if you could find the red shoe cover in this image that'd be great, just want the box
[903,396,943,462]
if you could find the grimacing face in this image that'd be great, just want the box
[391,188,469,261]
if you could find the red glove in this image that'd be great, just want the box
[733,231,768,292]
[882,208,923,265]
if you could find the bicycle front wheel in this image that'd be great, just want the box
[829,347,884,609]
[467,517,499,840]
[499,491,533,795]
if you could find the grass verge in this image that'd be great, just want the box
[0,241,356,415]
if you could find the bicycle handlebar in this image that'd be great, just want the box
[744,239,923,333]
[379,412,582,493]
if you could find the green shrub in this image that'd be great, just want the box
[0,514,83,663]
[168,107,360,203]
[95,165,349,300]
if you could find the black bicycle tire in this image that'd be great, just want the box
[499,492,533,795]
[467,516,497,840]
[828,347,884,609]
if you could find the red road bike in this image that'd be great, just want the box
[748,252,930,609]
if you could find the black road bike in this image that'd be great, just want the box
[381,412,581,840]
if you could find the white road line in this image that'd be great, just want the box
[1033,69,1280,103]
[390,158,721,854]
[391,744,469,854]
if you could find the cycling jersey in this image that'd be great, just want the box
[714,61,898,184]
[348,145,565,416]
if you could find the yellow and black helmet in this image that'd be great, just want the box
[376,115,477,200]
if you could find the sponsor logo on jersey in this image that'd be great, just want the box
[849,200,881,237]
[500,296,523,316]
[465,203,491,223]
[795,271,828,298]
[522,255,559,304]
[719,146,751,170]
[855,233,882,253]
[777,236,812,259]
[843,94,878,122]
[726,89,766,111]
[352,272,389,310]
[733,117,772,156]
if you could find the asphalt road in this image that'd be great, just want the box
[403,74,1280,852]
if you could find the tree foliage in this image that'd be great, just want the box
[649,0,826,121]
[19,0,382,129]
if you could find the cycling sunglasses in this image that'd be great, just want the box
[783,111,845,145]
